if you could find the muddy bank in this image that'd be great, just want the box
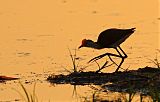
[47,67,160,95]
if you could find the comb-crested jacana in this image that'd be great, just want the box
[79,28,135,72]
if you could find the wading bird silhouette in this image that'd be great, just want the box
[78,28,136,72]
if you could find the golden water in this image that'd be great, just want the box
[0,0,159,101]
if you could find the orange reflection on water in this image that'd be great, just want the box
[0,0,159,101]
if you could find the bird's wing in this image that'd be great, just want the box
[97,28,135,48]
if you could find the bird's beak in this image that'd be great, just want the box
[78,45,82,49]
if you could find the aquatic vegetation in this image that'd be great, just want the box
[68,48,79,73]
[13,82,38,102]
[148,55,160,68]
[62,48,88,74]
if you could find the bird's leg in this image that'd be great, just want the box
[95,61,115,73]
[115,46,127,72]
[88,53,120,63]
[95,60,108,73]
[88,53,109,73]
[88,53,109,63]
[89,52,121,73]
[118,46,128,58]
[108,55,119,67]
[88,46,128,72]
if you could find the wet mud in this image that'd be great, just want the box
[47,67,160,95]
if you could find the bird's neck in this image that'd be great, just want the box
[87,41,102,49]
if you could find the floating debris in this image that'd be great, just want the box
[17,52,31,57]
[92,11,98,14]
[0,76,19,82]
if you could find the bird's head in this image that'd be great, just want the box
[78,39,95,49]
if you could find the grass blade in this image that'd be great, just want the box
[19,82,30,102]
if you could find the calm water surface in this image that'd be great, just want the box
[0,0,159,101]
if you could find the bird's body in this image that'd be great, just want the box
[96,28,135,48]
[79,28,136,72]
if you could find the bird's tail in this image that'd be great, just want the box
[131,27,136,31]
[128,27,136,34]
[131,28,136,30]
